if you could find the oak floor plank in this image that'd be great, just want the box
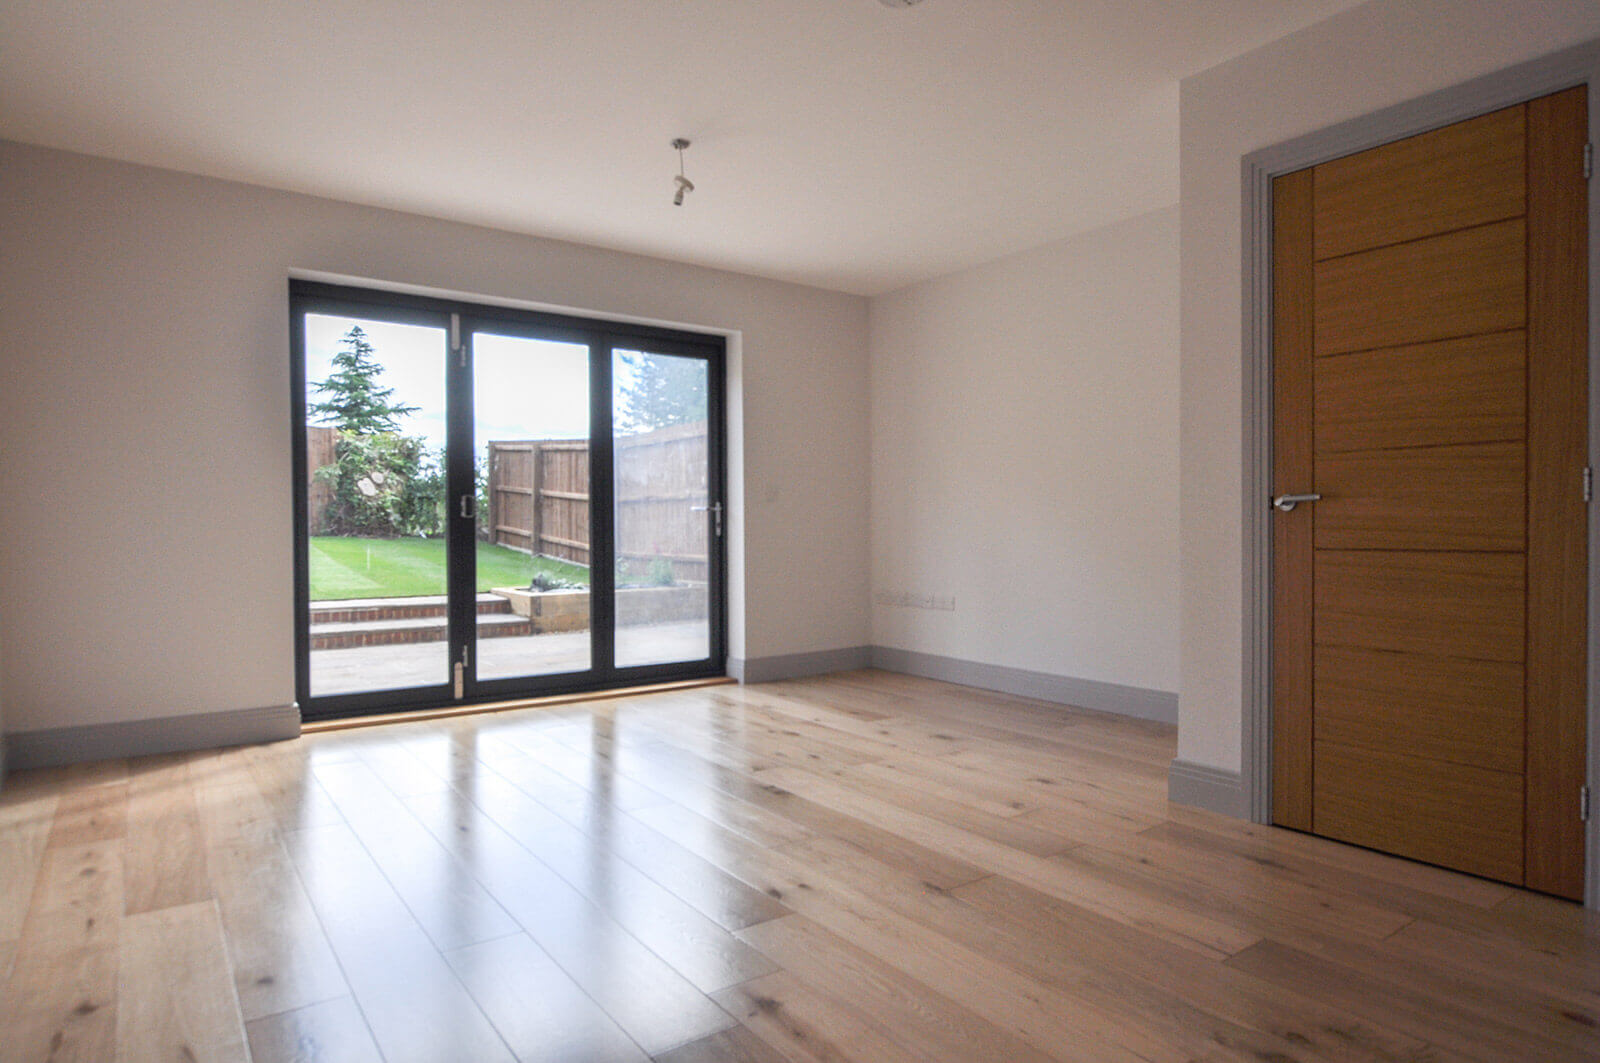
[0,841,122,1063]
[0,785,58,944]
[44,770,127,851]
[616,808,1173,1062]
[188,749,349,1022]
[477,751,792,931]
[628,710,888,776]
[860,681,1177,765]
[503,724,695,810]
[866,747,1164,837]
[395,784,737,1055]
[758,764,1255,958]
[310,758,521,951]
[846,754,1039,817]
[1492,887,1600,941]
[736,913,1065,1063]
[443,932,651,1063]
[1383,916,1600,1008]
[716,845,1183,1063]
[952,873,1435,1063]
[719,686,958,758]
[942,746,1169,818]
[244,996,384,1063]
[1224,939,1585,1063]
[121,754,210,915]
[711,971,930,1063]
[778,835,1391,1063]
[651,1025,796,1063]
[632,792,988,894]
[240,744,344,834]
[1161,806,1514,910]
[1260,920,1599,1051]
[406,777,780,994]
[1047,834,1414,943]
[284,823,519,1063]
[821,761,1077,856]
[115,899,249,1063]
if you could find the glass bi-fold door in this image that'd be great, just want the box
[291,282,724,721]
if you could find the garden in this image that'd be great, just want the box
[308,536,587,601]
[305,324,592,602]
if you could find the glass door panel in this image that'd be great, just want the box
[472,331,594,681]
[612,349,712,668]
[296,282,724,721]
[303,313,450,698]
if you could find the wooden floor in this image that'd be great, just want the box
[0,671,1596,1063]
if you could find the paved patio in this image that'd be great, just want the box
[309,620,711,697]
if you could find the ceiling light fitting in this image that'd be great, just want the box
[878,0,926,7]
[671,138,694,207]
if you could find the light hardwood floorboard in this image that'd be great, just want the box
[115,899,249,1063]
[244,996,383,1063]
[0,669,1596,1062]
[123,754,210,915]
[0,841,123,1063]
[0,781,58,946]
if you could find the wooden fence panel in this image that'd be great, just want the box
[540,443,591,565]
[486,421,708,581]
[487,442,541,554]
[306,426,339,533]
[616,422,709,583]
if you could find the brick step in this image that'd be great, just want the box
[310,594,512,624]
[310,611,532,651]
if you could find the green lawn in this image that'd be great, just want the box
[310,537,588,601]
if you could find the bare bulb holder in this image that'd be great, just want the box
[671,138,694,206]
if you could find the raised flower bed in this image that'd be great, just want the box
[490,583,707,633]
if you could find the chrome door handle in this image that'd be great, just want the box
[691,502,724,536]
[1272,493,1321,513]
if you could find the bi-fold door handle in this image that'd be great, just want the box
[691,501,724,536]
[1271,493,1321,513]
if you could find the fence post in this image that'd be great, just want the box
[486,444,497,545]
[531,442,545,559]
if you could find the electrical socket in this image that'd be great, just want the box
[874,590,955,611]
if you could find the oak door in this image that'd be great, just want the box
[1271,87,1589,899]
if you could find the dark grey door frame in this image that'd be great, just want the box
[290,279,729,722]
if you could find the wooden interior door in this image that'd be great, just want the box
[1271,87,1589,899]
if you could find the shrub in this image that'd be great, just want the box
[316,434,444,538]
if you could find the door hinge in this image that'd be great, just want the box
[1583,785,1591,823]
[453,644,470,699]
[1585,466,1593,503]
[1586,142,1594,180]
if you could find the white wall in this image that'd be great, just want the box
[869,208,1179,694]
[1178,0,1600,773]
[0,618,6,780]
[0,142,870,735]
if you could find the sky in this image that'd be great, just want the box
[305,313,596,454]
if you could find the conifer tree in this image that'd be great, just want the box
[615,351,706,432]
[308,325,417,433]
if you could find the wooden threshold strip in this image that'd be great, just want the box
[302,675,737,733]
